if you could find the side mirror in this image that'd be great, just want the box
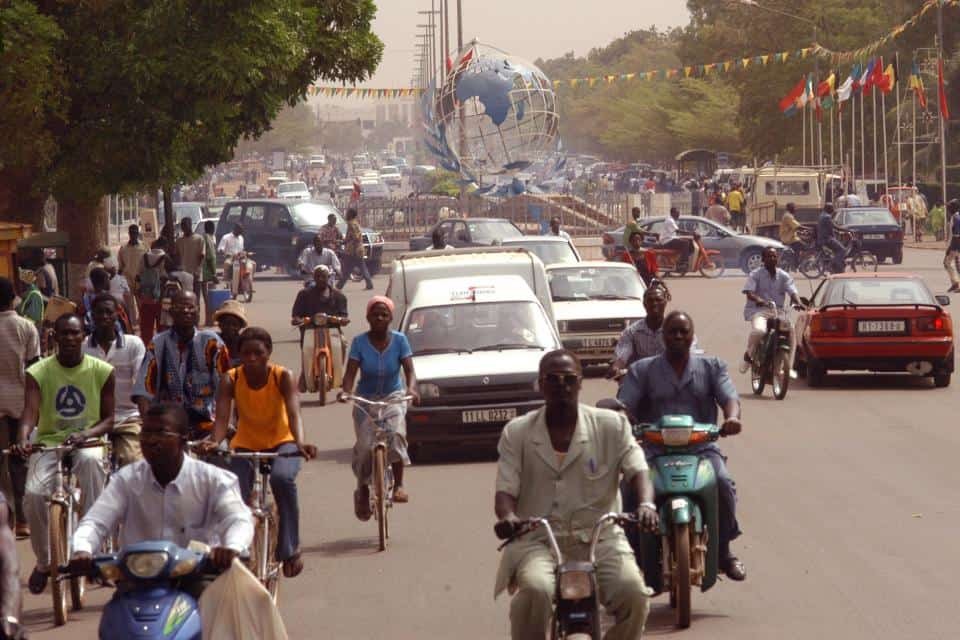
[278,219,292,230]
[936,295,951,306]
[799,296,811,306]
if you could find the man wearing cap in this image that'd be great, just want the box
[214,299,248,368]
[298,234,341,282]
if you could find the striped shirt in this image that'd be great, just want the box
[0,311,40,419]
[614,320,700,367]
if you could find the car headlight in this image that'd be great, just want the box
[557,321,568,332]
[125,551,169,579]
[418,383,440,399]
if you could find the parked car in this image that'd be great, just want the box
[546,262,646,367]
[215,199,384,276]
[834,207,903,264]
[379,166,403,187]
[794,273,953,387]
[602,215,785,273]
[172,202,208,229]
[276,181,311,201]
[499,236,581,265]
[409,218,524,251]
[194,217,220,235]
[309,154,326,168]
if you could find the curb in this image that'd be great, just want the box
[904,243,947,251]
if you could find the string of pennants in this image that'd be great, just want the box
[307,86,425,99]
[309,0,958,99]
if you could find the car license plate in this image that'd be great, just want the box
[462,408,517,424]
[864,234,885,240]
[581,336,615,349]
[858,320,905,333]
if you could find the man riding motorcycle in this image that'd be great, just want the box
[494,350,658,639]
[617,311,746,581]
[217,223,245,284]
[298,234,341,283]
[738,247,804,375]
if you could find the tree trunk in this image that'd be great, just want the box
[58,196,108,300]
[161,184,175,248]
[0,167,46,230]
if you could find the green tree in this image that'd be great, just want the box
[0,0,382,295]
[235,104,322,156]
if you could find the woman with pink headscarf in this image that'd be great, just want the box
[339,296,420,521]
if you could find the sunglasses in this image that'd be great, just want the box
[541,373,581,388]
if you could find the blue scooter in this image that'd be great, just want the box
[90,541,219,639]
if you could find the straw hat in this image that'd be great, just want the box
[213,299,248,326]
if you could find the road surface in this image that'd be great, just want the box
[23,247,958,639]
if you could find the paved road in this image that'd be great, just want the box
[23,248,958,639]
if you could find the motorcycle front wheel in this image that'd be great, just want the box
[750,360,765,395]
[772,348,790,400]
[673,522,692,629]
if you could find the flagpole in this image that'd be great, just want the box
[895,53,902,189]
[882,88,889,194]
[851,82,856,191]
[872,86,879,185]
[860,88,867,188]
[802,101,807,165]
[912,87,917,187]
[830,103,835,166]
[937,1,948,240]
[839,103,844,179]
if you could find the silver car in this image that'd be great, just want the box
[603,215,785,274]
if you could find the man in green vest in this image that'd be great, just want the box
[14,313,115,595]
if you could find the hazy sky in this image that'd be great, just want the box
[359,1,691,88]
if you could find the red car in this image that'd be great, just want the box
[794,273,954,387]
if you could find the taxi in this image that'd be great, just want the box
[401,275,561,458]
[546,262,646,368]
[795,273,954,387]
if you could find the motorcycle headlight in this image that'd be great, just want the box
[559,570,593,600]
[125,551,169,579]
[169,555,199,578]
[418,383,440,399]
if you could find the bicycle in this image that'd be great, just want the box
[338,393,413,552]
[226,450,305,602]
[7,440,105,626]
[799,231,878,279]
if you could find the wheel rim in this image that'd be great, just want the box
[750,365,763,394]
[772,352,788,398]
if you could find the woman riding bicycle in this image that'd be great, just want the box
[338,296,419,521]
[205,326,317,578]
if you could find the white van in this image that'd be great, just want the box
[401,275,560,456]
[387,247,556,329]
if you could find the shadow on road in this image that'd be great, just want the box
[644,602,729,634]
[23,600,106,629]
[312,447,353,464]
[304,538,380,558]
[796,373,936,391]
[412,447,499,466]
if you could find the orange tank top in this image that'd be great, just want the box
[230,364,294,451]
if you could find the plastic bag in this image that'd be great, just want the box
[199,558,288,640]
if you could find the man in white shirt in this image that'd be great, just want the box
[297,234,341,279]
[658,207,695,266]
[82,293,146,466]
[217,223,245,285]
[545,216,571,241]
[70,402,252,572]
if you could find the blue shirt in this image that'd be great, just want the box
[741,267,798,320]
[617,354,738,426]
[349,331,413,397]
[816,211,834,247]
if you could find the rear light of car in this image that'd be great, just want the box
[916,315,947,332]
[886,230,902,240]
[812,316,847,333]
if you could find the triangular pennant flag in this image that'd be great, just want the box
[723,61,732,72]
[742,58,751,68]
[761,55,770,65]
[684,67,693,78]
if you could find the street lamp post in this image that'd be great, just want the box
[937,0,948,240]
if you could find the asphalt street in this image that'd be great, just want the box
[22,247,958,639]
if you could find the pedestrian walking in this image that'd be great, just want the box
[336,209,373,291]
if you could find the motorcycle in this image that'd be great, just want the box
[229,251,256,302]
[496,512,639,640]
[88,541,220,639]
[749,302,795,400]
[650,234,725,278]
[617,413,722,629]
[296,313,348,406]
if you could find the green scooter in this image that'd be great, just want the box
[633,415,721,629]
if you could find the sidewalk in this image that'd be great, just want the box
[904,238,948,251]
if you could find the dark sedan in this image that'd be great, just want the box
[834,207,903,264]
[409,218,524,251]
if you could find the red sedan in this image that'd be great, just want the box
[794,273,954,387]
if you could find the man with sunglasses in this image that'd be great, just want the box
[617,311,746,582]
[70,403,252,576]
[494,350,657,639]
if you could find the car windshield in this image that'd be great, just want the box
[468,221,523,243]
[404,301,555,355]
[843,209,897,225]
[278,182,308,194]
[173,203,203,224]
[508,240,579,265]
[549,266,644,300]
[289,202,343,227]
[823,279,934,306]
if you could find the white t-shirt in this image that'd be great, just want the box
[217,233,244,256]
[82,333,146,423]
[660,216,680,243]
[109,274,132,304]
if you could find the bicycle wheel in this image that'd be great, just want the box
[853,252,878,272]
[799,255,824,279]
[261,503,280,602]
[317,353,328,406]
[373,446,387,552]
[49,503,69,626]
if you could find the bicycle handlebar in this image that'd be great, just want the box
[338,393,414,407]
[1,439,105,456]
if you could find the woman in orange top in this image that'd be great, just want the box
[207,326,317,578]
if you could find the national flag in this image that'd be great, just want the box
[938,57,950,120]
[779,76,807,113]
[909,61,928,108]
[817,72,836,97]
[858,59,876,92]
[878,63,897,94]
[849,63,863,94]
[837,72,855,104]
[868,57,886,92]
